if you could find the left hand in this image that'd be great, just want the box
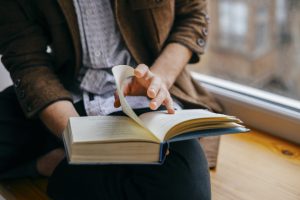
[114,64,175,114]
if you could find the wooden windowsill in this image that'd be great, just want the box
[211,130,300,200]
[1,130,300,200]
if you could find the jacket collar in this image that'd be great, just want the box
[57,0,82,72]
[113,0,151,65]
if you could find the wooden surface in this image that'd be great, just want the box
[211,130,300,200]
[0,130,300,200]
[0,179,48,200]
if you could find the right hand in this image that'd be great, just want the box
[114,64,175,114]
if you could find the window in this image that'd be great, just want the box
[193,0,300,102]
[190,0,300,143]
[254,2,269,55]
[218,0,248,51]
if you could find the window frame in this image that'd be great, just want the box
[192,72,300,145]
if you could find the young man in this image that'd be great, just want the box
[0,0,222,199]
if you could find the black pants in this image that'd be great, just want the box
[0,86,211,200]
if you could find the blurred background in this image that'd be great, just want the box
[189,0,300,101]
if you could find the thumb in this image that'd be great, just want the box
[114,91,121,108]
[114,79,132,108]
[122,78,133,96]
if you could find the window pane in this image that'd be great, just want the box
[191,0,300,101]
[219,1,248,50]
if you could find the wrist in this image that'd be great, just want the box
[40,101,79,138]
[149,43,192,89]
[150,67,174,89]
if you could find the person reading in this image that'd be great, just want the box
[0,0,221,199]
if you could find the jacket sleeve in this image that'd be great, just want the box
[0,1,73,118]
[167,0,209,63]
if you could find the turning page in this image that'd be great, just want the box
[112,65,146,127]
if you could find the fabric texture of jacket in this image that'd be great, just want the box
[0,0,222,118]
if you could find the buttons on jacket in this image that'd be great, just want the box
[202,27,208,36]
[14,78,26,100]
[14,79,21,88]
[197,38,206,47]
[205,14,210,23]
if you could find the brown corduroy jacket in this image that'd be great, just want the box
[0,0,222,118]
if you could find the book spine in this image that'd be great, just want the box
[159,142,170,164]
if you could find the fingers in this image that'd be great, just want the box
[150,87,175,114]
[134,64,150,78]
[149,89,165,110]
[134,64,155,85]
[122,80,131,97]
[114,79,131,108]
[133,64,175,114]
[163,94,175,114]
[135,64,158,98]
[147,76,161,98]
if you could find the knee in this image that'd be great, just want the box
[167,139,211,199]
[168,163,211,200]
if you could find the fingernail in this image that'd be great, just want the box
[136,68,145,75]
[150,88,156,96]
[151,102,157,109]
[168,108,175,114]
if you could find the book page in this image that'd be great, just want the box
[139,109,238,141]
[111,66,241,143]
[112,65,146,128]
[69,116,158,143]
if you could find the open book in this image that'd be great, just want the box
[63,65,248,164]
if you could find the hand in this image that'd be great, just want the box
[114,64,175,114]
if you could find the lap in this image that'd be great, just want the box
[48,139,211,200]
